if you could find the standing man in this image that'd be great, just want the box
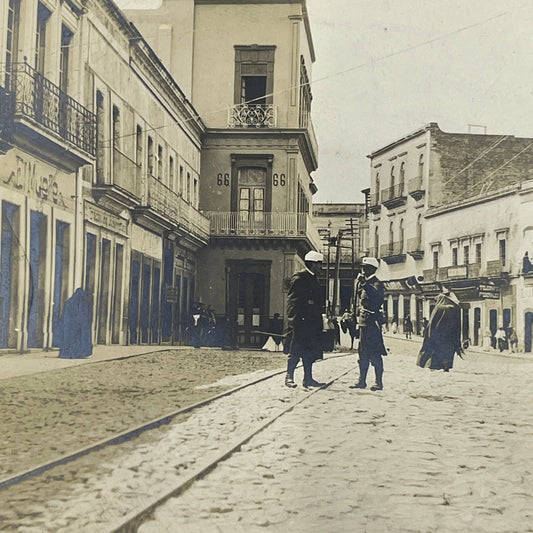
[284,250,326,389]
[351,257,388,391]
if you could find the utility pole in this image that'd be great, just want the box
[346,217,357,309]
[332,229,343,315]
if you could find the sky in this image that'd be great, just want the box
[118,0,533,204]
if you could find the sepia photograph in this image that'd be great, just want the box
[1,0,532,530]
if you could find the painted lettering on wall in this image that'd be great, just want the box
[1,151,74,211]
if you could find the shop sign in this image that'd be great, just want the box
[478,285,500,299]
[419,282,441,293]
[85,202,128,235]
[165,286,179,303]
[1,149,74,211]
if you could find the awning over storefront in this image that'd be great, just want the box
[383,276,421,294]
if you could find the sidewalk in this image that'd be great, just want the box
[0,344,181,380]
[380,330,532,361]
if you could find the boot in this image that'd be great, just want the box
[350,359,369,389]
[370,367,383,391]
[285,373,297,388]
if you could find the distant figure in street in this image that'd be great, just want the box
[350,257,388,391]
[391,316,398,334]
[404,315,413,339]
[417,289,463,372]
[56,288,93,359]
[421,316,429,337]
[523,252,532,274]
[495,327,507,353]
[507,326,518,353]
[284,251,325,389]
[482,327,493,352]
[341,308,358,350]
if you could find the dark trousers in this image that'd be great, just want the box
[357,349,383,386]
[286,353,313,383]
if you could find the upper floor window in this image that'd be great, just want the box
[299,56,312,128]
[475,242,482,264]
[112,105,120,150]
[187,172,191,202]
[399,219,404,251]
[169,156,175,190]
[390,166,395,189]
[179,165,184,195]
[157,145,163,181]
[389,221,394,244]
[297,182,309,214]
[499,238,506,265]
[5,0,21,86]
[96,90,105,180]
[418,154,424,179]
[463,245,470,265]
[399,162,405,187]
[234,46,275,107]
[35,3,52,75]
[375,173,380,197]
[374,226,379,254]
[59,25,73,92]
[452,247,458,266]
[416,214,423,245]
[193,178,198,207]
[147,136,154,176]
[135,125,143,167]
[433,250,439,269]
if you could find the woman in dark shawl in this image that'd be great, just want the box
[417,290,463,371]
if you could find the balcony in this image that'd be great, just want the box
[133,174,209,245]
[369,192,381,214]
[408,176,425,201]
[380,241,406,264]
[423,263,482,282]
[206,211,322,250]
[228,104,277,128]
[486,259,509,278]
[446,265,468,280]
[381,183,407,209]
[93,148,142,210]
[422,268,448,282]
[1,62,96,166]
[407,237,424,260]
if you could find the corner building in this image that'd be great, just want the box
[127,0,320,347]
[367,123,533,350]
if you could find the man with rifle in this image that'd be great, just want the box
[350,257,388,391]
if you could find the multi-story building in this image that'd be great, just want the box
[312,203,366,314]
[127,0,321,347]
[367,123,533,349]
[0,0,97,351]
[0,0,210,351]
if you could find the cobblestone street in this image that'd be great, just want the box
[136,337,533,533]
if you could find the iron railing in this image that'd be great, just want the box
[3,62,96,156]
[381,183,406,203]
[144,173,180,221]
[408,176,424,193]
[380,241,405,257]
[228,104,277,128]
[206,211,322,249]
[112,148,142,198]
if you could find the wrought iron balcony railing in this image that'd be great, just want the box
[407,237,424,259]
[112,148,143,198]
[206,211,322,250]
[408,176,425,200]
[380,241,406,263]
[228,104,277,128]
[486,259,509,277]
[381,183,407,208]
[2,62,96,156]
[144,173,180,222]
[369,192,381,213]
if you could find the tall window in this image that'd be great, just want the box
[234,46,275,106]
[452,247,458,266]
[475,242,482,264]
[463,245,470,265]
[297,182,309,214]
[433,250,439,269]
[179,165,184,195]
[238,167,266,222]
[135,125,143,167]
[299,57,312,127]
[157,145,163,181]
[499,239,506,265]
[390,166,395,190]
[147,136,154,176]
[416,214,423,247]
[374,226,379,256]
[389,221,394,250]
[59,25,73,92]
[5,0,21,86]
[96,91,105,181]
[418,154,424,179]
[375,173,380,203]
[169,156,175,190]
[187,172,191,202]
[399,219,404,251]
[35,3,51,75]
[112,105,120,150]
[399,162,405,192]
[194,178,198,207]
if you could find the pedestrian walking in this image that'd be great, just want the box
[341,308,358,350]
[508,326,518,353]
[391,315,398,334]
[495,327,507,353]
[350,257,387,391]
[421,316,429,337]
[404,315,413,339]
[416,289,463,372]
[284,250,326,389]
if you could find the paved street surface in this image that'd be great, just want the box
[136,337,533,533]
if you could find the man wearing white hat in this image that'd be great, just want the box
[351,256,388,391]
[284,250,326,389]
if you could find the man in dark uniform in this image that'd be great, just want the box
[351,257,388,391]
[284,250,325,389]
